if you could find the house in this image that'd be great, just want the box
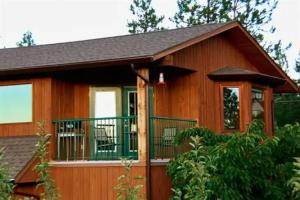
[0,21,298,200]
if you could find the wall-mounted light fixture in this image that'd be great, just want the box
[158,72,165,85]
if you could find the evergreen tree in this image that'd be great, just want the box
[16,31,35,47]
[265,40,292,72]
[127,0,165,34]
[172,0,220,27]
[171,0,291,70]
[295,51,300,73]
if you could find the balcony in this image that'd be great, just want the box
[53,116,196,161]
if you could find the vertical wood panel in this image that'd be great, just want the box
[151,165,172,200]
[154,34,274,133]
[51,165,146,200]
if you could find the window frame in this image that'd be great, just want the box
[0,82,33,124]
[251,84,267,124]
[219,82,244,133]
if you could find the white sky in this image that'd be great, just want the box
[0,0,299,79]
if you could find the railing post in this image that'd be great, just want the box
[136,67,150,199]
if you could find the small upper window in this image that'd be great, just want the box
[0,84,32,124]
[252,88,264,121]
[223,87,240,130]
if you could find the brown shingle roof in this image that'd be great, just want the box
[208,66,286,85]
[0,23,227,72]
[0,136,39,180]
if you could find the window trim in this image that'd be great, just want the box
[89,86,122,118]
[219,82,243,133]
[251,84,267,124]
[0,82,33,125]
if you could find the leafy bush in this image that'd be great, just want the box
[0,148,13,200]
[168,121,300,200]
[114,159,144,200]
[289,158,300,199]
[34,121,59,200]
[168,136,211,200]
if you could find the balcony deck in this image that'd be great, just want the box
[52,116,196,161]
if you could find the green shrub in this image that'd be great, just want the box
[168,121,300,200]
[168,136,211,200]
[289,158,300,199]
[114,159,144,200]
[34,121,59,200]
[0,148,13,200]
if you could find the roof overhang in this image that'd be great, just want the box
[0,21,297,92]
[0,56,154,76]
[208,67,286,86]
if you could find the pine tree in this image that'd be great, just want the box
[172,0,220,27]
[16,31,36,47]
[295,52,300,73]
[127,0,165,34]
[171,0,291,70]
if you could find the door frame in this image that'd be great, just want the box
[123,86,138,159]
[89,86,122,160]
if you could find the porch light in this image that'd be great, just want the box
[158,72,165,85]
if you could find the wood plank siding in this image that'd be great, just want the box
[153,33,273,133]
[50,165,146,200]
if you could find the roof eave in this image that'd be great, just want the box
[0,56,154,76]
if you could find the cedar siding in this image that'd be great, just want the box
[0,22,297,200]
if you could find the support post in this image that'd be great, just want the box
[137,67,150,199]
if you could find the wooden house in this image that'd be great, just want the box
[0,21,298,200]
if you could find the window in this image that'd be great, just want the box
[0,84,32,123]
[223,87,240,130]
[252,88,264,121]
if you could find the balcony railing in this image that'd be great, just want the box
[53,116,196,161]
[53,116,138,161]
[150,116,197,159]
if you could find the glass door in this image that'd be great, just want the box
[123,87,138,159]
[90,87,122,160]
[123,86,153,159]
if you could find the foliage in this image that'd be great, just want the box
[295,52,300,73]
[16,31,36,47]
[172,0,276,39]
[127,0,164,33]
[34,121,59,200]
[171,0,291,70]
[0,148,13,200]
[113,159,144,200]
[168,136,210,200]
[289,158,300,199]
[265,40,292,72]
[175,127,229,146]
[274,93,300,127]
[168,121,300,199]
[171,0,220,26]
[264,123,300,199]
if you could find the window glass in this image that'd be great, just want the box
[223,87,240,130]
[252,88,264,121]
[95,91,117,118]
[0,84,32,123]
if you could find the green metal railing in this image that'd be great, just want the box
[150,116,197,159]
[53,116,137,161]
[53,116,196,161]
